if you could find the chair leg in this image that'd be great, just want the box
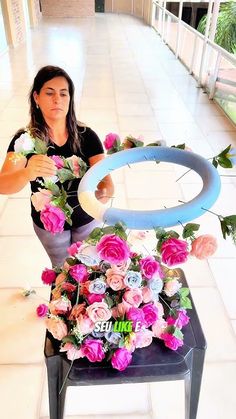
[184,348,206,419]
[46,355,66,419]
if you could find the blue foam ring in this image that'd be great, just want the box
[78,146,221,229]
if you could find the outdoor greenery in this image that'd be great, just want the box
[197,1,236,54]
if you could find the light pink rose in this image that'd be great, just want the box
[49,297,72,315]
[106,267,126,291]
[60,342,84,361]
[50,155,64,169]
[123,288,143,308]
[41,268,56,285]
[31,188,52,211]
[40,204,66,234]
[139,256,163,279]
[86,301,111,323]
[81,339,105,362]
[96,234,130,265]
[161,238,189,266]
[111,348,132,371]
[190,234,217,259]
[67,241,82,256]
[45,317,68,340]
[154,301,164,317]
[164,279,182,297]
[36,304,48,318]
[141,286,153,303]
[152,318,167,338]
[69,303,86,320]
[69,264,88,283]
[77,314,95,334]
[66,155,80,177]
[135,329,153,348]
[104,133,120,150]
[161,332,184,350]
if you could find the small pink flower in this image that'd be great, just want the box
[66,155,80,177]
[36,304,48,317]
[141,286,153,303]
[49,297,72,315]
[97,234,130,265]
[104,133,120,150]
[161,332,184,350]
[167,309,190,328]
[60,343,84,361]
[190,234,217,259]
[152,319,167,338]
[161,237,189,266]
[41,268,56,285]
[69,264,88,283]
[67,241,82,256]
[31,188,52,211]
[111,348,132,371]
[142,303,159,327]
[164,279,182,297]
[46,317,68,340]
[86,301,111,323]
[40,204,66,234]
[77,314,95,334]
[81,339,105,362]
[50,155,64,169]
[139,256,163,279]
[135,329,153,348]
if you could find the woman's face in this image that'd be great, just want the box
[33,76,70,122]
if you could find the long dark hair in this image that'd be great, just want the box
[28,65,83,153]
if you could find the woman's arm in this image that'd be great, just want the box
[0,152,56,194]
[88,154,114,204]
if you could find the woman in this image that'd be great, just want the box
[0,65,114,267]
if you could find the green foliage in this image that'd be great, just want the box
[197,1,236,53]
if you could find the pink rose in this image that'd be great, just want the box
[60,342,84,361]
[142,303,159,327]
[81,339,105,362]
[152,318,167,338]
[190,234,217,259]
[49,297,72,315]
[167,309,190,328]
[67,241,82,256]
[41,268,56,285]
[36,304,48,317]
[87,293,105,304]
[111,302,127,318]
[31,188,52,211]
[161,238,189,266]
[45,317,68,340]
[96,234,130,265]
[111,348,132,371]
[135,329,153,348]
[69,264,88,283]
[164,279,182,297]
[123,288,143,308]
[104,133,120,150]
[126,307,146,330]
[86,301,111,322]
[77,314,95,334]
[66,155,80,177]
[161,332,184,350]
[106,267,126,291]
[40,204,66,234]
[141,286,153,303]
[50,155,64,169]
[139,256,163,279]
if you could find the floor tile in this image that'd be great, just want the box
[0,198,34,235]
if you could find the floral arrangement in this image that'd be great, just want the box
[13,130,87,233]
[35,217,223,372]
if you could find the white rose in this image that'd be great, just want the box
[76,244,101,266]
[14,132,35,153]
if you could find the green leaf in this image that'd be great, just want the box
[179,287,190,298]
[218,144,232,157]
[154,227,166,239]
[65,257,78,266]
[171,143,186,150]
[118,336,125,348]
[61,335,78,345]
[220,219,230,239]
[180,296,192,309]
[182,223,200,239]
[57,168,76,183]
[34,137,48,154]
[44,181,60,196]
[104,294,114,309]
[212,158,218,168]
[87,227,104,243]
[223,215,236,226]
[217,156,233,169]
[173,328,184,340]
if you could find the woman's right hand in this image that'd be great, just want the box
[25,155,57,181]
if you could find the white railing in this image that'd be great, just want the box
[151,0,236,111]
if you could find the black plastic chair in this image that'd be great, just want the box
[44,270,206,419]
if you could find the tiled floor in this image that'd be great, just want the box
[0,12,236,419]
